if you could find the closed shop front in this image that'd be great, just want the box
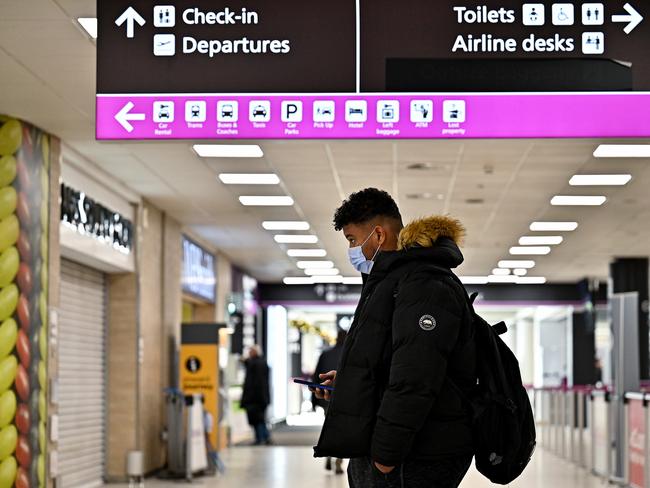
[57,259,107,487]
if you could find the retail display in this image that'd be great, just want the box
[0,118,51,488]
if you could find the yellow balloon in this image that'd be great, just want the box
[0,455,17,488]
[0,121,21,157]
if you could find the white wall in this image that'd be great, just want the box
[267,306,289,422]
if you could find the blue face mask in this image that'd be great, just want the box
[348,229,382,274]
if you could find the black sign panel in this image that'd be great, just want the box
[98,1,650,94]
[60,184,134,251]
[361,0,650,92]
[97,0,357,94]
[182,236,216,302]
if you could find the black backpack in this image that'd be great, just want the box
[458,289,537,484]
[433,268,537,484]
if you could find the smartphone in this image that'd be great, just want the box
[293,378,335,391]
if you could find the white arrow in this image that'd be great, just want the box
[115,102,145,133]
[115,6,146,39]
[612,3,644,34]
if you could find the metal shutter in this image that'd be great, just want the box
[58,260,107,488]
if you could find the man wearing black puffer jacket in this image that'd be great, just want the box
[313,188,477,488]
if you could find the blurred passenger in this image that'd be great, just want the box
[312,330,348,474]
[594,357,603,386]
[313,188,476,488]
[241,345,272,445]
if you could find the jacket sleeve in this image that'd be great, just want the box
[312,354,325,383]
[370,275,465,466]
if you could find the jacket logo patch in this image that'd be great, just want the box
[419,315,437,331]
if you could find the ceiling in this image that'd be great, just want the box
[1,0,650,283]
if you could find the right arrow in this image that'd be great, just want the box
[612,3,644,34]
[115,6,146,39]
[115,102,145,133]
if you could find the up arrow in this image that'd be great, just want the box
[115,102,145,133]
[612,3,644,34]
[115,6,146,38]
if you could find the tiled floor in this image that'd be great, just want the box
[113,446,604,487]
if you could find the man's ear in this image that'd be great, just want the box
[375,225,387,246]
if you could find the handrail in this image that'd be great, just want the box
[624,391,648,401]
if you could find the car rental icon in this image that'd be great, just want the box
[158,104,171,119]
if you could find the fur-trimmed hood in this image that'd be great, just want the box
[398,215,466,250]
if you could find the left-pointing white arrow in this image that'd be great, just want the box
[115,102,145,133]
[612,3,644,34]
[115,6,146,39]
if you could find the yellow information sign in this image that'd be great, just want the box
[180,344,219,449]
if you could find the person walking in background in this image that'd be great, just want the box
[241,345,272,446]
[312,330,348,475]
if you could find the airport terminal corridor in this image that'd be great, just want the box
[2,1,650,488]
[114,445,602,488]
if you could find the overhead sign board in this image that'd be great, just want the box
[97,1,650,140]
[182,237,216,302]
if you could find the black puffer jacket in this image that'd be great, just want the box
[314,216,476,466]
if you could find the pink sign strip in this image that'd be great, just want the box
[96,93,650,140]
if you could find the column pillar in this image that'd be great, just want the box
[610,258,649,380]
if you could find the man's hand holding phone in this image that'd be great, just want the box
[311,370,337,401]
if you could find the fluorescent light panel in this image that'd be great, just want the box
[458,275,545,285]
[283,277,314,285]
[492,268,511,276]
[239,196,294,206]
[570,175,631,186]
[263,221,310,231]
[296,261,334,269]
[498,260,536,269]
[287,249,327,258]
[77,17,97,39]
[530,222,578,232]
[489,275,519,284]
[459,276,490,285]
[519,236,563,246]
[342,277,363,285]
[510,246,551,255]
[195,144,264,158]
[551,195,606,206]
[304,268,339,276]
[284,276,360,285]
[311,276,344,284]
[274,235,318,244]
[594,145,650,158]
[220,173,279,184]
[517,277,547,285]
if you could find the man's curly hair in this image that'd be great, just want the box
[333,188,402,231]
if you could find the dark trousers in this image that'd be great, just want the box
[245,405,269,443]
[348,455,473,488]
